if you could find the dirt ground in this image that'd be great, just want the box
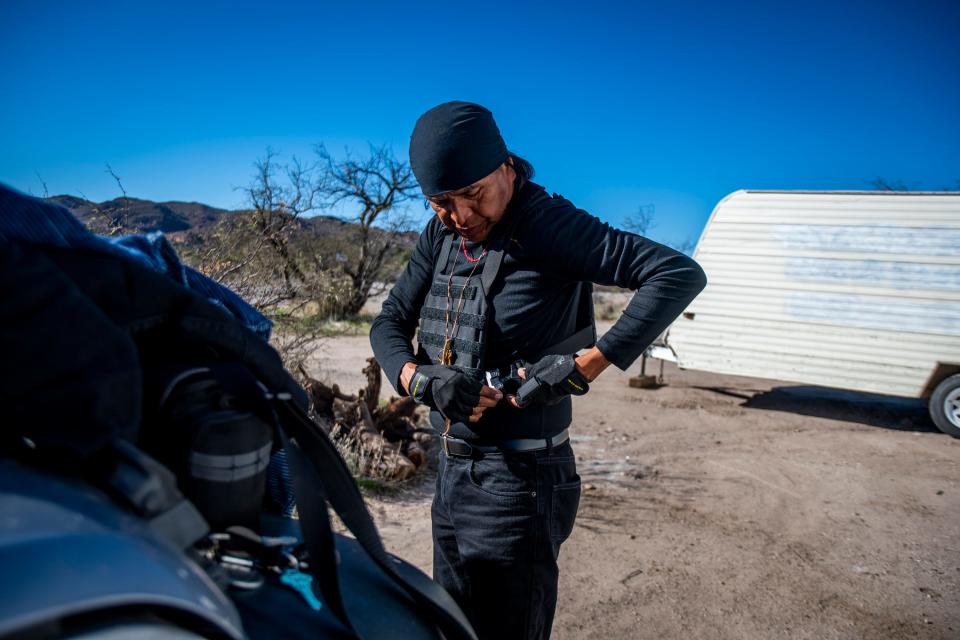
[307,323,960,640]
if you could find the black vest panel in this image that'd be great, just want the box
[416,232,499,376]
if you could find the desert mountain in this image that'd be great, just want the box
[47,194,416,254]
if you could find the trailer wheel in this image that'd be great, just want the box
[929,374,960,438]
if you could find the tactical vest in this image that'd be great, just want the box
[416,229,508,378]
[416,203,597,440]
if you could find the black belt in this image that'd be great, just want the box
[440,428,570,458]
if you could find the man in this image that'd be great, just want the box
[370,101,706,639]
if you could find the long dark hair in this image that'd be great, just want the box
[508,152,535,188]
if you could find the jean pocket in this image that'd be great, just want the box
[550,477,581,551]
[466,456,537,502]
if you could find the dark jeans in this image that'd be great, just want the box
[432,439,582,640]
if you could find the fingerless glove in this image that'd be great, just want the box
[409,365,482,424]
[515,354,590,407]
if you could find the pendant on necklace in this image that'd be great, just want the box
[441,338,455,365]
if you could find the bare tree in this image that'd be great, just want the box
[870,177,960,192]
[315,143,420,317]
[186,144,420,373]
[868,177,913,191]
[622,203,656,236]
[239,149,321,295]
[82,164,133,236]
[671,236,697,255]
[34,170,49,198]
[187,150,343,377]
[623,203,697,254]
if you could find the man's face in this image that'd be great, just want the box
[427,161,516,243]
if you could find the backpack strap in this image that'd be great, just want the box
[94,441,210,550]
[277,426,358,635]
[274,398,476,640]
[206,363,477,640]
[202,364,358,635]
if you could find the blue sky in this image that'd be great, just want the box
[2,0,958,248]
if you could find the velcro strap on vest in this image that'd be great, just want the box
[419,306,486,329]
[430,283,477,300]
[418,331,483,356]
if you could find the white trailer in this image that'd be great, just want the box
[649,190,960,437]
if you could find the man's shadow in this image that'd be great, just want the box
[696,385,939,433]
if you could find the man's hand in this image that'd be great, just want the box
[470,386,502,423]
[516,354,591,406]
[506,348,610,408]
[404,363,502,424]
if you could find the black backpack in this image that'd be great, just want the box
[0,236,475,640]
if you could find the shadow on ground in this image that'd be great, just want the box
[696,384,939,433]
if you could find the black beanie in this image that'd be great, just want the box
[409,101,509,196]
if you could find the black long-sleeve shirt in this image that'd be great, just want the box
[371,180,707,400]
